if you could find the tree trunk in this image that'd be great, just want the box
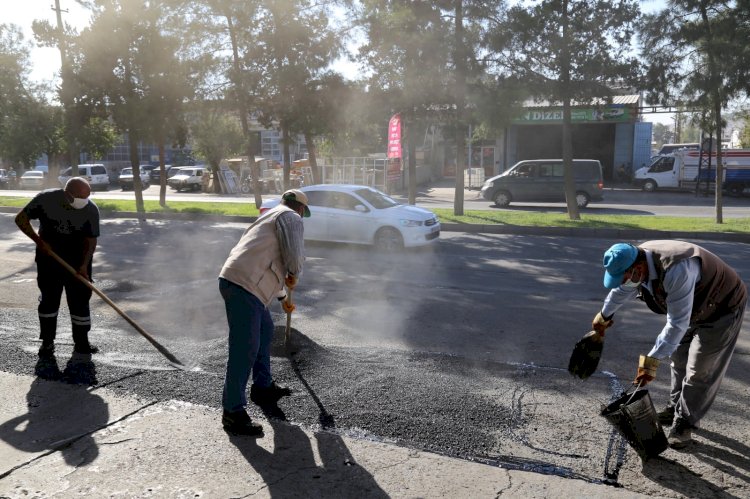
[282,124,291,192]
[714,97,723,224]
[128,133,146,222]
[407,122,417,205]
[224,9,263,208]
[453,0,466,216]
[560,0,580,220]
[304,131,319,184]
[158,139,167,207]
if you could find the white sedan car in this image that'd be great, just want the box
[260,184,440,250]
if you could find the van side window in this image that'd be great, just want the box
[651,157,675,173]
[539,163,563,177]
[92,166,106,175]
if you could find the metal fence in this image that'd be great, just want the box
[318,157,388,191]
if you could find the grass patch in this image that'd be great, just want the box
[0,196,260,217]
[432,208,750,233]
[2,195,748,233]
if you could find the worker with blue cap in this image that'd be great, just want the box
[591,240,746,449]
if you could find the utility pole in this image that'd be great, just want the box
[52,0,79,175]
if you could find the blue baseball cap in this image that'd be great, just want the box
[602,243,638,288]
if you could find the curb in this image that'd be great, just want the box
[2,206,748,244]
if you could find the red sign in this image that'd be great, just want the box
[387,114,402,159]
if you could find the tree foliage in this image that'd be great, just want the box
[640,0,750,223]
[76,0,191,216]
[486,0,640,220]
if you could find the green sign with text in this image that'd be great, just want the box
[515,106,631,123]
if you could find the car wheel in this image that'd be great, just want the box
[575,191,590,208]
[493,190,512,207]
[643,179,657,192]
[374,227,404,251]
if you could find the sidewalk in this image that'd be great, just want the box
[0,371,649,498]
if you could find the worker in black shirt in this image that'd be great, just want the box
[15,177,101,356]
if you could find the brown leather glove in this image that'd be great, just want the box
[285,274,298,290]
[633,354,659,386]
[281,299,295,314]
[592,311,614,335]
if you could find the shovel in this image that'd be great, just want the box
[284,287,293,348]
[42,246,189,370]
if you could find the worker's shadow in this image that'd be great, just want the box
[227,328,388,497]
[0,354,108,467]
[690,428,750,485]
[642,454,739,498]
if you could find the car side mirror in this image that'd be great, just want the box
[355,204,368,213]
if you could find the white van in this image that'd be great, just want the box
[59,164,110,191]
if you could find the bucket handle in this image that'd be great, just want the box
[623,380,644,407]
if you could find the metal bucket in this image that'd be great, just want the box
[601,389,668,460]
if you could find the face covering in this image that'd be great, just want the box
[70,197,89,209]
[621,268,642,290]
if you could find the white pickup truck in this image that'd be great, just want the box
[167,167,206,192]
[634,149,750,195]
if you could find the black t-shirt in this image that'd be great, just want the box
[23,189,100,266]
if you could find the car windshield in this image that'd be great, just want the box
[25,171,42,177]
[354,187,399,209]
[121,168,132,175]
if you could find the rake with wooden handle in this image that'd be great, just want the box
[43,246,189,370]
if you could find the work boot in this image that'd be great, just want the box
[73,343,99,355]
[38,340,55,357]
[250,382,292,405]
[668,417,693,449]
[222,410,264,437]
[657,405,675,426]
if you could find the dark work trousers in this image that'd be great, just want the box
[669,303,746,427]
[36,256,93,347]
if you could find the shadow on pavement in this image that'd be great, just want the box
[691,428,750,485]
[0,354,107,469]
[228,327,388,497]
[642,455,739,498]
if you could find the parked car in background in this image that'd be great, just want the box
[480,159,604,208]
[58,164,110,191]
[0,169,8,189]
[118,167,151,190]
[19,170,46,190]
[149,164,173,183]
[168,166,205,192]
[260,184,440,250]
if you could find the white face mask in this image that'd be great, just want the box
[70,197,89,209]
[621,268,642,290]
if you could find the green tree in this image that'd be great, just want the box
[249,0,342,192]
[640,0,747,223]
[487,0,640,220]
[0,24,48,173]
[190,105,244,178]
[76,0,191,217]
[358,0,454,203]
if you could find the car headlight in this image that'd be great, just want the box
[399,219,423,227]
